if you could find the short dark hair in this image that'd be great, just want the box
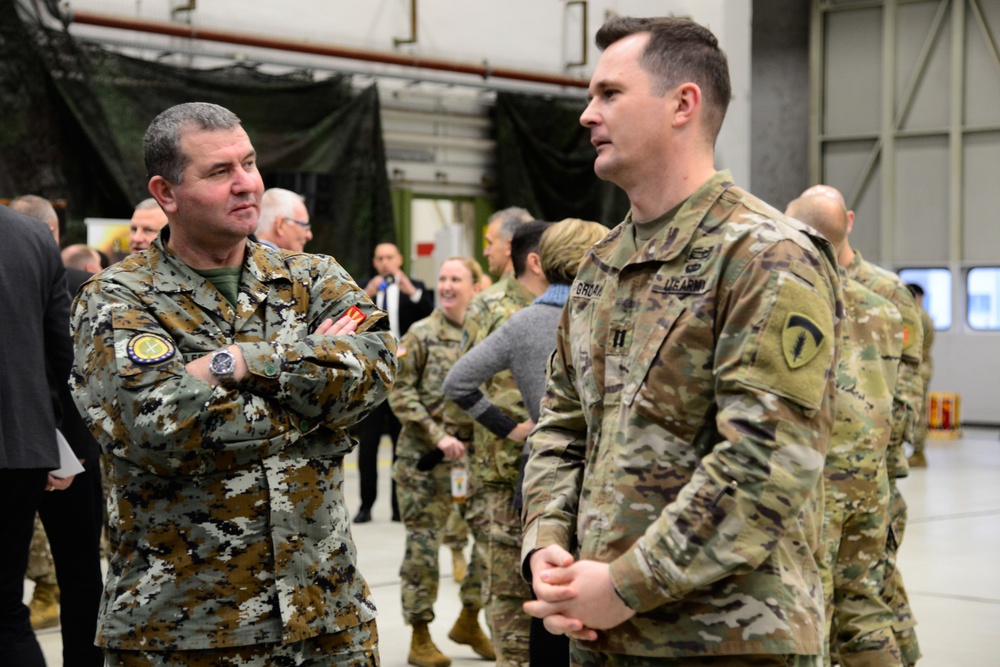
[144,102,242,184]
[907,283,925,298]
[511,220,553,278]
[596,16,732,143]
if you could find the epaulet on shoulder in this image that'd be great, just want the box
[93,253,146,285]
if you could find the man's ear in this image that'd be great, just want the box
[672,82,702,129]
[528,251,543,276]
[149,176,177,214]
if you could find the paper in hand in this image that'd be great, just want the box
[51,429,85,478]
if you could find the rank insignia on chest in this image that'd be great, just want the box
[782,313,825,369]
[126,333,176,364]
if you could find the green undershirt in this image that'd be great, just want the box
[193,265,243,307]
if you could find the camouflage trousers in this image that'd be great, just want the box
[105,619,378,666]
[26,514,57,586]
[394,458,485,624]
[443,503,470,551]
[570,647,822,667]
[819,483,900,667]
[883,484,920,666]
[484,482,532,667]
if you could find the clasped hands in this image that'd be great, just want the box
[524,544,636,641]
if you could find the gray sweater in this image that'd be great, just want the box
[443,284,569,437]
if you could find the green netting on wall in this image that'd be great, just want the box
[494,91,629,227]
[0,0,394,280]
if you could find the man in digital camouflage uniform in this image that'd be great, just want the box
[70,102,396,666]
[521,17,843,667]
[787,191,909,666]
[459,207,537,666]
[796,186,924,666]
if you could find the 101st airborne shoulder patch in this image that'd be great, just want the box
[782,313,825,369]
[126,333,175,364]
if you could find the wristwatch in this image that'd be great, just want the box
[209,348,237,387]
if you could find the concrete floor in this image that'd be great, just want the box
[32,429,1000,665]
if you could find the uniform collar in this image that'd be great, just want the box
[592,170,735,269]
[148,227,294,295]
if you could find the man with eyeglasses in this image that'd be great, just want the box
[256,187,313,252]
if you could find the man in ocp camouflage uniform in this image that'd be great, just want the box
[521,17,843,667]
[906,283,934,470]
[389,258,494,667]
[70,102,396,666]
[459,211,540,666]
[795,186,924,666]
[787,191,908,666]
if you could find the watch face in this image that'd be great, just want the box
[211,350,235,375]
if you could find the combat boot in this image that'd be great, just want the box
[448,607,495,660]
[451,547,468,584]
[409,622,451,667]
[908,451,927,468]
[29,581,60,630]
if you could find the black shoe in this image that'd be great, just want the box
[391,512,401,522]
[353,508,372,524]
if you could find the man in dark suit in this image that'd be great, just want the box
[38,246,105,667]
[356,242,434,522]
[0,203,75,666]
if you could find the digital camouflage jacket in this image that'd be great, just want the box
[70,234,396,650]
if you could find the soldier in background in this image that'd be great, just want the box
[70,101,395,664]
[389,257,493,667]
[787,191,907,666]
[795,185,925,666]
[460,219,549,667]
[906,283,934,469]
[521,16,842,666]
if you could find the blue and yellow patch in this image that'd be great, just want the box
[126,333,175,364]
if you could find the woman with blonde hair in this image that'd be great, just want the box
[442,219,608,665]
[388,256,495,667]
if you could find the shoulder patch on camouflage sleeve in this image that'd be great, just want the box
[126,333,175,364]
[745,271,834,411]
[782,313,825,369]
[397,342,408,358]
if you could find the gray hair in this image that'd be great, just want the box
[144,102,242,184]
[134,197,162,212]
[9,194,57,225]
[257,188,305,235]
[489,206,533,242]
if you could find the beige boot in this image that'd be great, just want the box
[908,451,927,468]
[29,581,60,630]
[451,547,468,584]
[409,622,451,667]
[448,607,496,660]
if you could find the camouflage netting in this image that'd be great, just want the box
[494,91,629,227]
[0,0,394,280]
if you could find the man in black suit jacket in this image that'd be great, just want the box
[355,242,434,522]
[0,203,74,666]
[40,246,105,667]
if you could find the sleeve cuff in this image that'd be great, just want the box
[608,545,675,613]
[409,288,423,303]
[235,342,283,396]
